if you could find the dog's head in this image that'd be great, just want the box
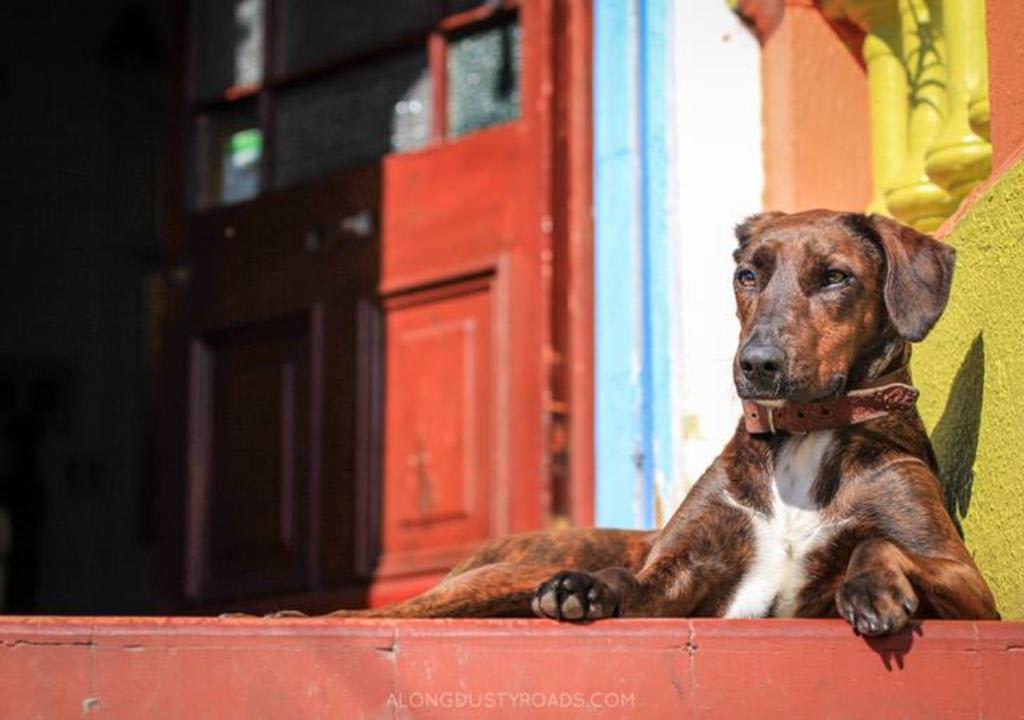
[731,209,955,404]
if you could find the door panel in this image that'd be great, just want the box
[173,169,379,606]
[185,310,314,600]
[380,126,522,292]
[379,277,494,577]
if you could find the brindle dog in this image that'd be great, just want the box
[322,209,997,635]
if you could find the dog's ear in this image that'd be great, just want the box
[734,212,785,256]
[866,214,956,342]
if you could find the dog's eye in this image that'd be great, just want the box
[735,269,757,288]
[823,269,850,287]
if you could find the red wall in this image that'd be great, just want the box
[1,617,1022,719]
[987,0,1024,167]
[760,1,872,213]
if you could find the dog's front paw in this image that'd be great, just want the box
[836,569,918,636]
[532,570,620,621]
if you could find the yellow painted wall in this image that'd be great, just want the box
[914,157,1024,619]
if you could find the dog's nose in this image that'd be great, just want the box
[740,343,786,382]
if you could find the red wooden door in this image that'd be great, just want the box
[161,0,592,612]
[373,30,543,597]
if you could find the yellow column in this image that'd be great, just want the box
[969,87,990,142]
[822,0,908,216]
[925,0,991,199]
[885,0,957,231]
[966,0,990,140]
[862,27,909,216]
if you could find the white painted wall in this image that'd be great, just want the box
[660,1,764,515]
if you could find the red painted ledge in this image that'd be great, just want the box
[1,617,1022,719]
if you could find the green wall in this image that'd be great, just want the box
[914,158,1024,619]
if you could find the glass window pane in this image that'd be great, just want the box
[191,0,265,102]
[273,51,431,189]
[447,19,521,139]
[191,102,262,209]
[279,0,434,76]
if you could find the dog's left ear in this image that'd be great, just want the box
[867,214,956,342]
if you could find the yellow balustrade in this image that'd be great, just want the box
[925,0,991,199]
[757,0,993,229]
[968,87,990,141]
[861,28,908,216]
[964,0,990,140]
[822,0,909,216]
[884,0,957,231]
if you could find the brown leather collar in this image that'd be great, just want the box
[741,367,919,434]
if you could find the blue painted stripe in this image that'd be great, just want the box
[638,0,672,528]
[594,0,645,529]
[594,0,673,529]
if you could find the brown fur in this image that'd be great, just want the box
[316,210,997,634]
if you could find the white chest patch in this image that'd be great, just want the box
[723,431,840,619]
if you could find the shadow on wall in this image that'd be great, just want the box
[929,333,984,536]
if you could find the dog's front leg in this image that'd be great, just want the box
[532,468,747,621]
[836,537,999,635]
[836,538,919,635]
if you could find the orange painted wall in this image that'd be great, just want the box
[761,1,872,212]
[986,0,1024,166]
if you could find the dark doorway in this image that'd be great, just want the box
[0,1,170,614]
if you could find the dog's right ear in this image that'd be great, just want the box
[734,211,785,254]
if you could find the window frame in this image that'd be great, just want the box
[184,0,522,211]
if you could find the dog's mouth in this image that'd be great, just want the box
[737,374,847,406]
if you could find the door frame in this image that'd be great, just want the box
[555,0,595,529]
